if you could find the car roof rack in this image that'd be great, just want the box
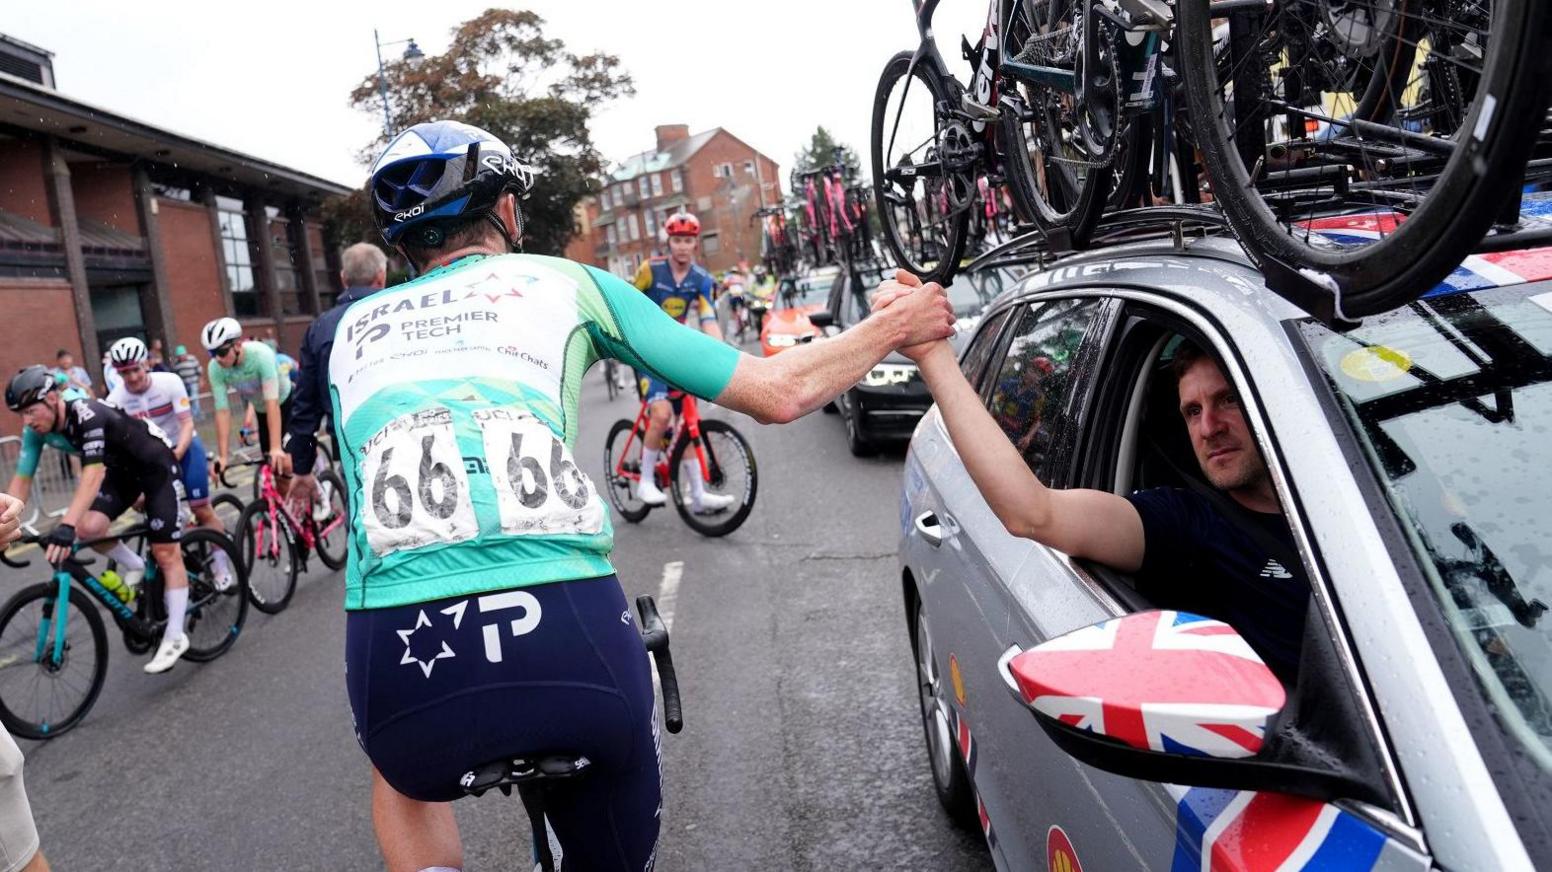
[963,205,1233,277]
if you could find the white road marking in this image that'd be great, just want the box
[650,560,683,695]
[658,560,683,631]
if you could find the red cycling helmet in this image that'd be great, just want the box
[664,212,701,237]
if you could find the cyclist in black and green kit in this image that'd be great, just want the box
[321,120,955,872]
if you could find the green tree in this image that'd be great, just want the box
[791,126,863,186]
[347,9,634,256]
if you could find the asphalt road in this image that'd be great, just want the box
[6,348,990,871]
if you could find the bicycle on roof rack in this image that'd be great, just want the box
[874,0,1552,322]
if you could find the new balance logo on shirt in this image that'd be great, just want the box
[1259,559,1294,580]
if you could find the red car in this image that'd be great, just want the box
[760,267,839,357]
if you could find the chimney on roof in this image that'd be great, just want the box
[655,124,690,152]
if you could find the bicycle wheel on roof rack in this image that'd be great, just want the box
[871,51,971,284]
[1177,0,1552,322]
[999,0,1128,251]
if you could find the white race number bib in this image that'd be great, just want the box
[360,407,478,556]
[474,407,604,536]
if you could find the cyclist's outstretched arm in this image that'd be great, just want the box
[584,264,953,425]
[717,287,950,423]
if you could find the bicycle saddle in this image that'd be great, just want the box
[459,754,593,798]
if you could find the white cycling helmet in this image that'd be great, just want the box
[107,336,148,369]
[201,317,243,352]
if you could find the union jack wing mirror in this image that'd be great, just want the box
[996,610,1392,804]
[999,610,1286,760]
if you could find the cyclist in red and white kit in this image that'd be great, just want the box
[105,337,236,589]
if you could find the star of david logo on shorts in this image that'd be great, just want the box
[397,608,456,678]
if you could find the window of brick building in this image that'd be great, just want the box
[638,177,649,198]
[606,224,618,245]
[743,160,755,175]
[265,209,312,316]
[671,170,683,193]
[703,232,721,254]
[628,214,639,241]
[651,174,663,197]
[644,210,657,239]
[601,190,611,211]
[216,197,259,317]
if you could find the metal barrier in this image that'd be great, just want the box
[0,435,78,530]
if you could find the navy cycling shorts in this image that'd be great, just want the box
[179,437,210,507]
[345,575,661,871]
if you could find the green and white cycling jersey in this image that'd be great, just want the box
[330,252,741,609]
[207,339,292,412]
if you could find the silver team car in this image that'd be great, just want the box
[898,233,1552,871]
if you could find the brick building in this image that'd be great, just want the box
[594,124,781,277]
[562,196,605,269]
[0,34,351,436]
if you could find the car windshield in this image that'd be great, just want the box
[947,272,998,317]
[780,271,838,309]
[1298,283,1552,768]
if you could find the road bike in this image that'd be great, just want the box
[603,389,758,537]
[221,459,348,615]
[460,594,682,872]
[0,523,248,738]
[873,0,1148,283]
[1176,0,1552,319]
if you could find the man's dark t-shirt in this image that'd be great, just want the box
[1125,487,1309,682]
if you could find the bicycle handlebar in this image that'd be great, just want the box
[635,595,683,734]
[216,456,266,489]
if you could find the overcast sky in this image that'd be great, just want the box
[10,0,991,195]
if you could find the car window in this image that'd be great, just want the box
[960,307,1013,384]
[780,271,839,309]
[1298,282,1552,772]
[984,299,1104,473]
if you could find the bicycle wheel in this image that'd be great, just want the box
[604,419,653,523]
[180,528,248,662]
[1177,0,1552,317]
[211,492,245,532]
[872,50,971,283]
[668,419,757,537]
[0,580,108,739]
[237,497,299,615]
[1000,0,1119,247]
[604,362,619,401]
[311,470,349,571]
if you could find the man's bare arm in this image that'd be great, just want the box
[714,280,954,425]
[913,340,1146,572]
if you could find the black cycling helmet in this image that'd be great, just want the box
[6,365,57,412]
[369,120,537,250]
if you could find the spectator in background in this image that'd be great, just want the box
[147,338,170,373]
[171,345,204,419]
[99,352,123,396]
[52,350,91,395]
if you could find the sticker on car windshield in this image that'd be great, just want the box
[1339,346,1413,383]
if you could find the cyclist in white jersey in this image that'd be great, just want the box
[105,337,235,589]
[317,120,954,872]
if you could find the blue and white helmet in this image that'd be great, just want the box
[369,120,537,247]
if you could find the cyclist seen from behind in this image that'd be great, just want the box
[337,120,953,872]
[4,365,194,673]
[201,317,294,494]
[629,211,726,510]
[104,337,236,589]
